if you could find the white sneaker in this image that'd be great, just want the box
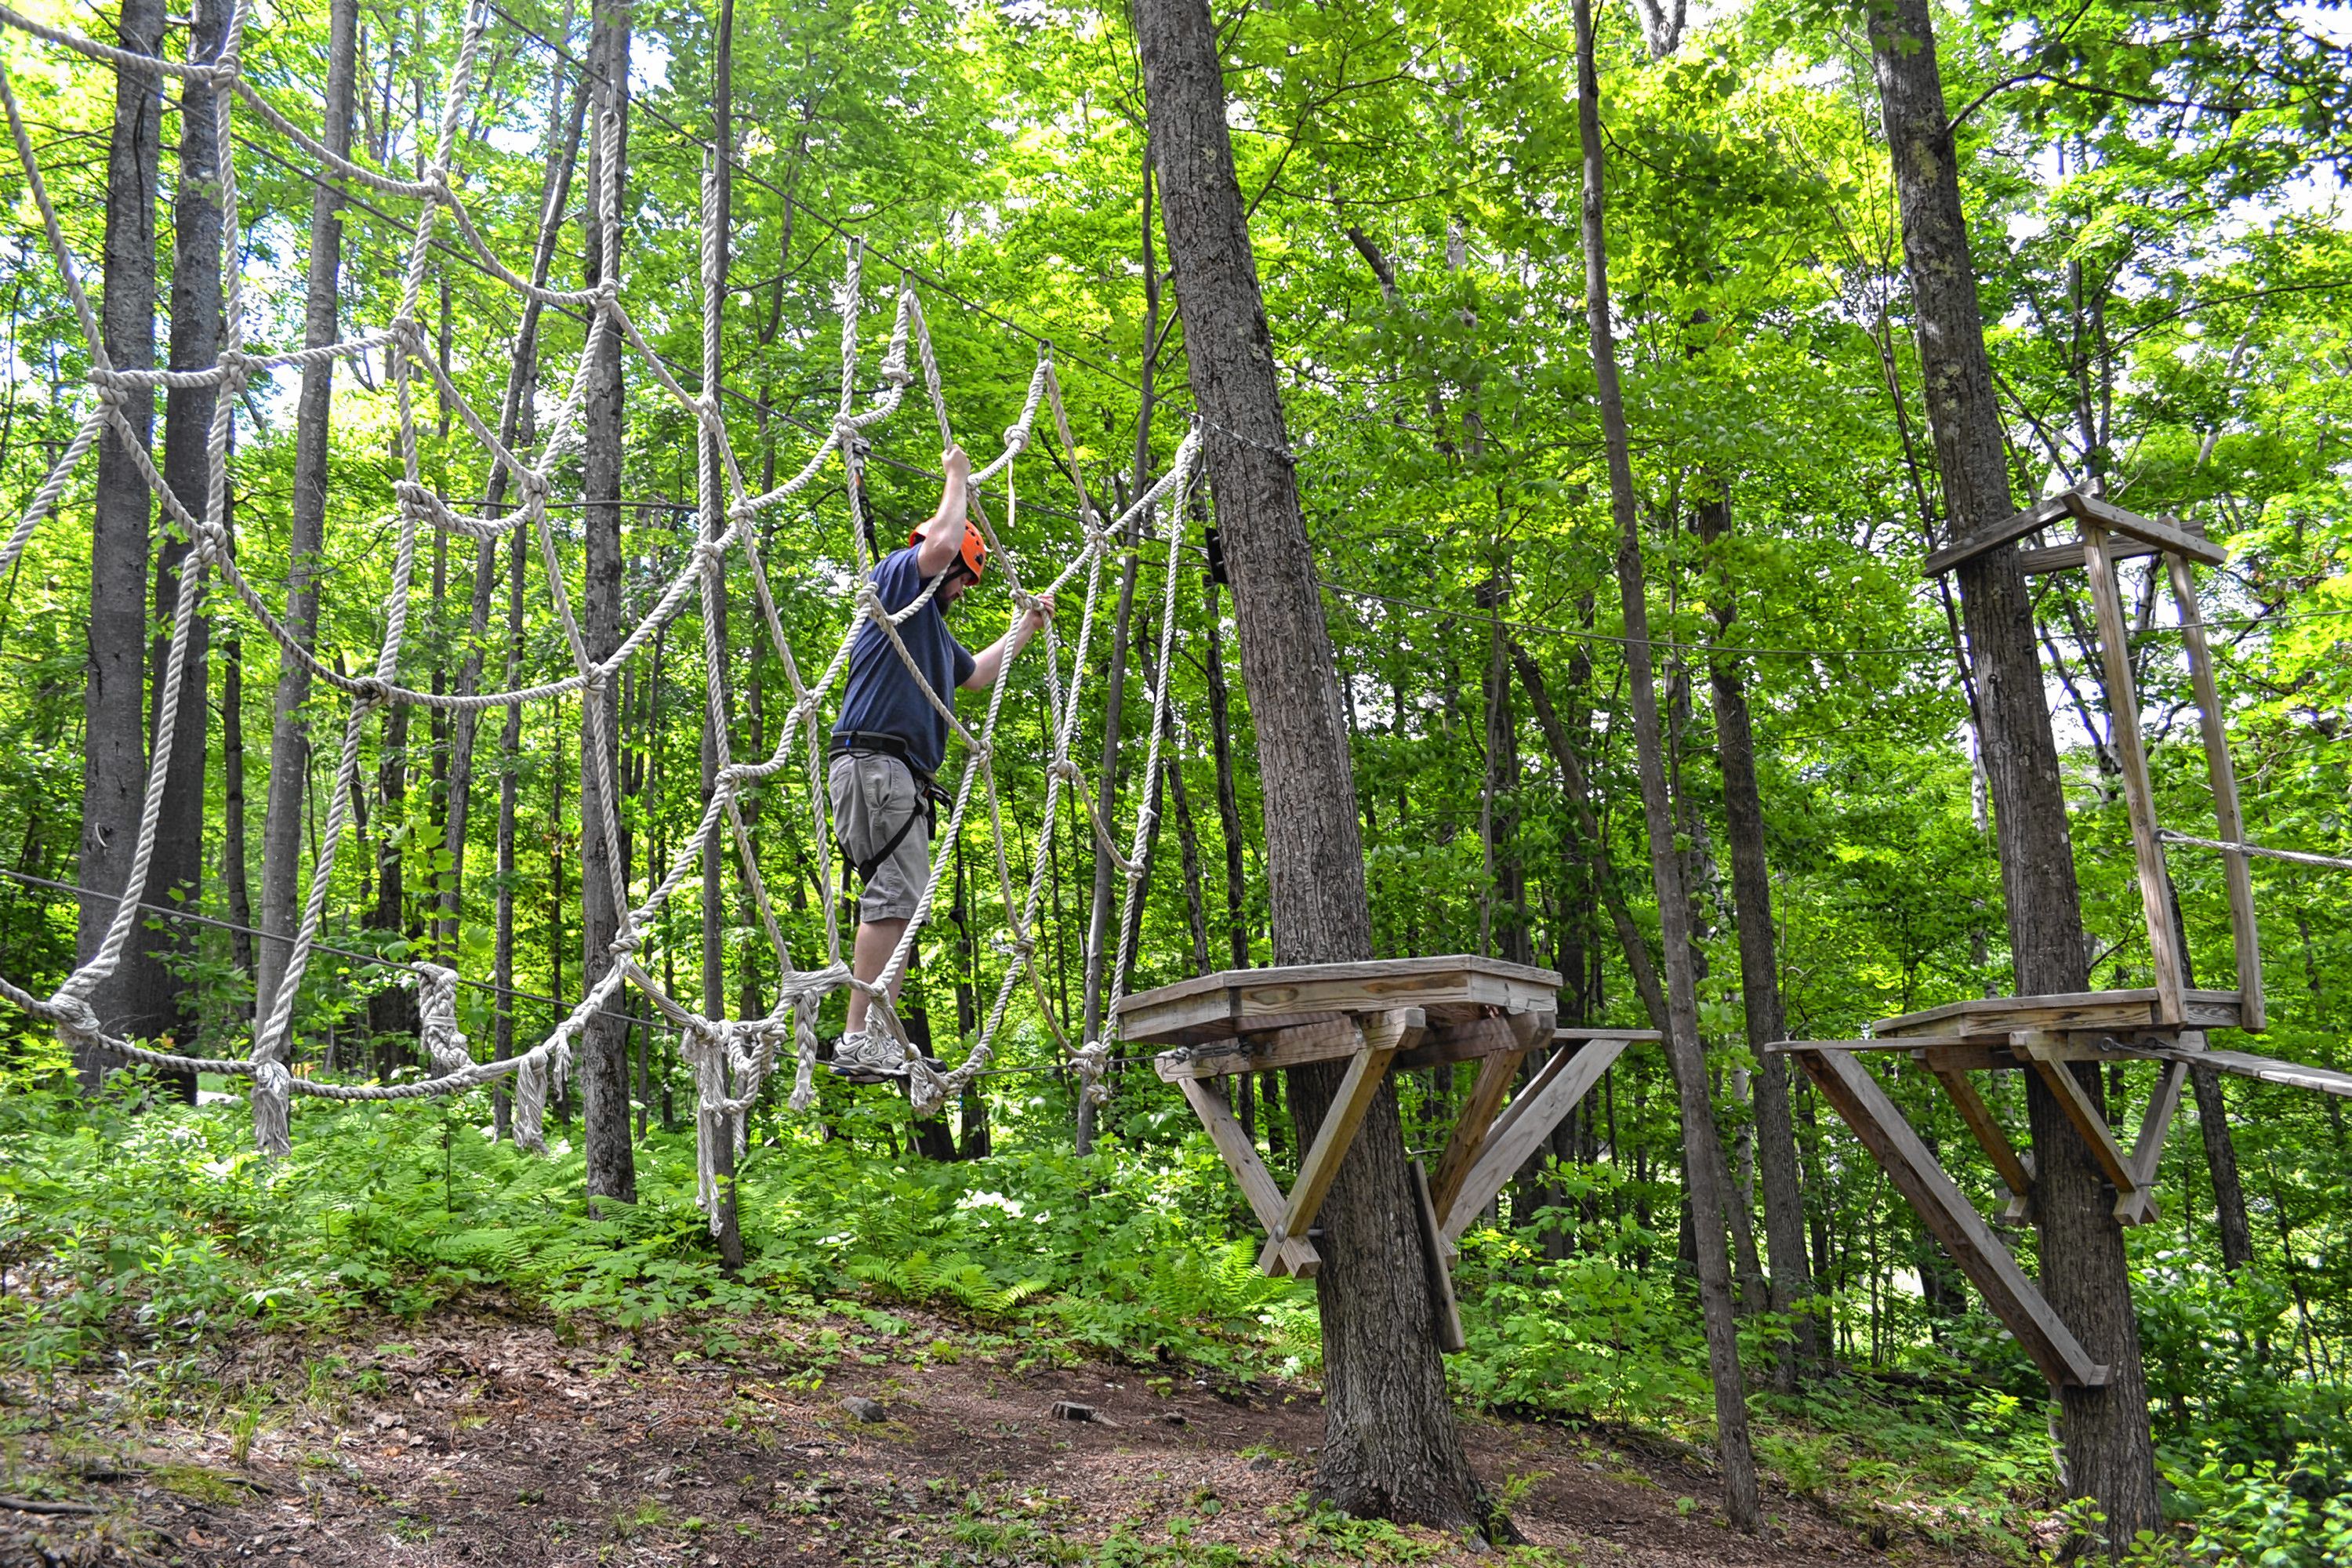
[830,1030,907,1080]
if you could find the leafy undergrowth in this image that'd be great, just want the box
[1,1068,2347,1563]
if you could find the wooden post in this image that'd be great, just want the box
[2165,554,2263,1029]
[2078,523,2187,1023]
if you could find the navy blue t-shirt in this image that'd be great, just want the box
[832,545,977,777]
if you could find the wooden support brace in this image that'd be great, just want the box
[1261,1009,1420,1274]
[2081,522,2188,1025]
[1927,1063,2034,1212]
[1176,1077,1321,1277]
[2129,1056,2190,1193]
[1410,1160,1467,1354]
[1428,1042,1528,1220]
[1438,1036,1630,1246]
[2015,1031,2157,1226]
[1794,1047,2107,1388]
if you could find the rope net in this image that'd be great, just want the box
[0,0,1192,1228]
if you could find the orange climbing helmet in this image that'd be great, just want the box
[910,517,989,585]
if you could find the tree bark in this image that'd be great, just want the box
[1080,147,1163,1152]
[1573,0,1759,1528]
[74,0,168,1089]
[255,0,361,1058]
[1867,0,2159,1540]
[493,477,528,1141]
[1511,641,1668,1034]
[1202,569,1250,969]
[117,0,231,1094]
[1135,0,1496,1531]
[578,0,637,1207]
[439,56,586,958]
[221,448,256,994]
[699,0,743,1265]
[1693,492,1822,1378]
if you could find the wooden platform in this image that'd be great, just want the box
[1119,954,1563,1049]
[1773,994,2352,1390]
[1871,987,2247,1043]
[1121,957,1655,1323]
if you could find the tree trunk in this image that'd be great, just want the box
[1135,0,1496,1531]
[494,510,525,1141]
[439,60,587,957]
[1511,641,1669,1034]
[697,0,742,1266]
[367,705,418,1079]
[577,1,637,1207]
[256,0,362,1058]
[1478,577,1529,966]
[1693,492,1823,1379]
[1869,0,2160,1539]
[108,0,233,1093]
[74,0,167,1089]
[1202,568,1250,970]
[1573,0,1759,1528]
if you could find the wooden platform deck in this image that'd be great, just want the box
[1120,957,1655,1322]
[1870,987,2247,1042]
[1116,954,1563,1049]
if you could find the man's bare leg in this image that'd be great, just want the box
[846,916,908,1038]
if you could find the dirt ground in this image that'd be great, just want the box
[0,1305,2002,1568]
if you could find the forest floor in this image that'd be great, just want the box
[0,1301,2013,1568]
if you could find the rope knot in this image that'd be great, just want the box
[1002,424,1030,454]
[350,676,394,707]
[1069,1039,1114,1109]
[1049,759,1083,784]
[692,537,728,573]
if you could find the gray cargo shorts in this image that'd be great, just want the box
[829,751,931,923]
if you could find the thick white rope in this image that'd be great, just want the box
[0,0,1200,1194]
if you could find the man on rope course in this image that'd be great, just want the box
[829,445,1053,1081]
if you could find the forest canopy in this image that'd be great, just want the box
[1,0,2349,1556]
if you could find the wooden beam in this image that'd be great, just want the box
[1927,1063,2035,1205]
[2081,521,2188,1025]
[1765,1035,1980,1054]
[1395,1012,1535,1072]
[1152,1014,1406,1083]
[1410,1161,1467,1354]
[1270,1010,1417,1259]
[1438,1036,1631,1246]
[2129,1058,2190,1192]
[1793,1047,2107,1388]
[2060,490,2229,570]
[2020,535,2172,575]
[2015,1031,2156,1226]
[1922,493,2073,576]
[1428,1040,1530,1220]
[2167,554,2264,1031]
[1176,1077,1320,1277]
[1914,1042,2023,1074]
[2140,1042,2352,1098]
[1873,988,2243,1041]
